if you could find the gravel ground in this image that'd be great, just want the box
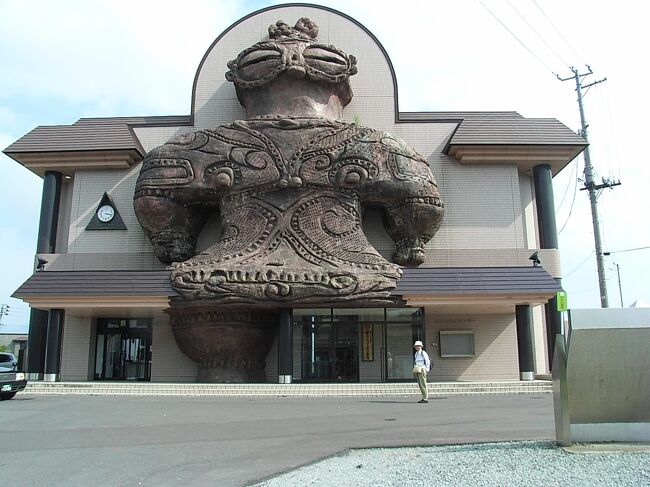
[254,441,650,486]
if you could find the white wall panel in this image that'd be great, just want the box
[532,304,549,374]
[55,177,75,253]
[133,126,190,152]
[150,312,197,382]
[265,333,279,383]
[424,309,519,381]
[519,173,537,249]
[60,314,92,381]
[67,166,152,255]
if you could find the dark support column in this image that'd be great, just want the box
[277,308,293,384]
[545,291,563,364]
[37,171,63,254]
[533,164,563,369]
[44,309,65,382]
[516,305,535,381]
[533,165,558,249]
[27,171,63,380]
[26,309,49,380]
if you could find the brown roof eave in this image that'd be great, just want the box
[3,146,144,157]
[445,142,588,176]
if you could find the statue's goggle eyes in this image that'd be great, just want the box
[303,47,348,66]
[303,46,354,78]
[238,49,281,69]
[229,43,356,87]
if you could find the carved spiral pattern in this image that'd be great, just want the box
[135,117,444,303]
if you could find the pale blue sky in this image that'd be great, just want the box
[1,0,648,333]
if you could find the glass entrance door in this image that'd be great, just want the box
[300,314,359,382]
[333,323,358,381]
[95,319,152,381]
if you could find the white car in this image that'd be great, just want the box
[0,366,27,400]
[0,352,17,370]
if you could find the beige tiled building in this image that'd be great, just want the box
[6,4,584,383]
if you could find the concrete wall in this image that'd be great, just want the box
[264,332,279,382]
[54,176,75,253]
[150,312,197,382]
[532,304,549,374]
[60,314,93,381]
[0,334,28,357]
[554,308,650,444]
[67,166,150,255]
[424,308,519,381]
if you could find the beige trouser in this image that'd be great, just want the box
[414,371,428,400]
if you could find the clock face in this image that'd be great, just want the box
[97,204,115,223]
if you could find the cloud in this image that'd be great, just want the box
[0,0,648,310]
[0,0,247,116]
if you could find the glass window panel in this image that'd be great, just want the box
[104,334,123,379]
[387,307,423,322]
[105,319,120,329]
[129,319,151,329]
[386,322,419,380]
[94,334,105,379]
[335,324,358,346]
[314,323,331,345]
[440,331,475,357]
[293,309,331,325]
[333,308,384,322]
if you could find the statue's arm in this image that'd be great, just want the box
[134,144,208,264]
[362,135,444,266]
[382,184,443,266]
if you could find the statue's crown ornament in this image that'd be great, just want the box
[225,18,358,107]
[268,18,319,40]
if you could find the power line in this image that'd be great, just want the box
[556,159,575,210]
[564,285,598,295]
[478,0,555,74]
[605,245,650,254]
[557,158,580,235]
[531,0,587,65]
[563,251,594,278]
[505,0,570,68]
[556,157,576,211]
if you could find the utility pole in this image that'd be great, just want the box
[603,252,624,308]
[614,263,623,308]
[557,66,620,308]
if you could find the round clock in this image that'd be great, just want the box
[97,204,115,223]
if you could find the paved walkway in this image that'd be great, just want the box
[24,380,552,397]
[2,393,554,487]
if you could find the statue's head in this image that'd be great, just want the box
[225,18,358,119]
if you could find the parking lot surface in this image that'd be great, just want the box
[1,393,553,486]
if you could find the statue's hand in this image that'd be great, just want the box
[384,199,444,267]
[150,231,196,264]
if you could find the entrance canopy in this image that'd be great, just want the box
[14,266,560,310]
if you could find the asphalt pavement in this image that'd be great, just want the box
[1,393,554,487]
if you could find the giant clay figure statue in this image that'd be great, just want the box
[134,19,444,381]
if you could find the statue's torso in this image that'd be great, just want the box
[135,117,443,304]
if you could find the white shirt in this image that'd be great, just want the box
[414,349,431,372]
